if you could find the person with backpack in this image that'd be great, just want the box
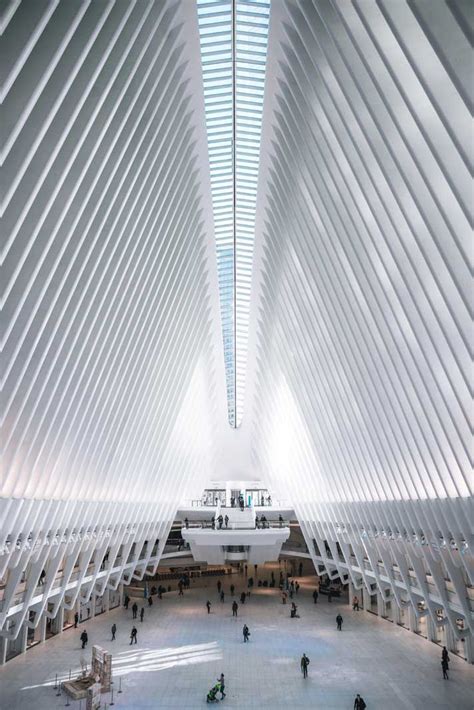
[354,694,366,709]
[300,653,310,678]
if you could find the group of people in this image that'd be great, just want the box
[255,514,269,529]
[211,514,230,530]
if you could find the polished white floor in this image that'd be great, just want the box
[1,570,473,709]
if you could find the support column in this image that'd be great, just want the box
[348,579,354,608]
[56,606,64,635]
[362,586,370,612]
[39,613,47,643]
[0,635,8,666]
[104,589,110,613]
[19,622,28,654]
[377,590,386,618]
[427,615,438,643]
[119,583,124,607]
[408,604,418,633]
[463,633,473,664]
[445,624,457,653]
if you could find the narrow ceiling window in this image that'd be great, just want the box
[197,0,270,427]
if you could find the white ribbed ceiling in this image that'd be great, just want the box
[0,0,472,652]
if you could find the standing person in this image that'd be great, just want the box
[279,514,284,528]
[442,646,450,667]
[224,515,229,528]
[217,580,222,594]
[243,624,250,642]
[80,630,88,649]
[140,607,145,622]
[232,600,238,617]
[352,596,359,611]
[240,591,246,604]
[441,657,449,679]
[74,612,79,628]
[298,561,303,577]
[220,590,225,603]
[124,595,130,610]
[244,564,248,576]
[300,653,310,678]
[255,515,260,529]
[354,694,367,709]
[312,589,319,604]
[206,600,211,614]
[211,517,216,530]
[148,595,153,607]
[217,673,226,700]
[295,581,300,595]
[130,626,137,645]
[132,602,138,619]
[184,517,189,528]
[336,613,343,630]
[111,623,117,641]
[218,514,223,529]
[230,583,235,596]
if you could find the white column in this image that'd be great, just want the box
[362,586,370,611]
[56,606,65,635]
[104,589,110,613]
[0,635,8,665]
[463,633,473,664]
[19,622,28,654]
[377,590,385,618]
[39,613,47,643]
[348,579,354,608]
[408,604,418,633]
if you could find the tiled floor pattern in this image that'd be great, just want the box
[1,569,473,709]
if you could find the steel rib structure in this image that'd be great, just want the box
[1,0,473,660]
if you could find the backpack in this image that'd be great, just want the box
[360,700,366,710]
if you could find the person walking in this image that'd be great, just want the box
[255,515,260,529]
[279,514,284,528]
[441,657,449,679]
[74,612,79,628]
[354,694,367,709]
[132,602,138,619]
[80,630,88,649]
[220,590,225,603]
[312,589,319,604]
[206,600,211,614]
[140,607,145,622]
[124,595,130,610]
[300,653,310,678]
[336,613,343,630]
[148,595,153,607]
[352,596,359,611]
[218,514,223,529]
[217,673,226,699]
[184,517,189,528]
[217,580,222,594]
[224,515,229,528]
[230,584,235,596]
[111,623,117,641]
[130,626,137,645]
[442,646,450,667]
[240,591,246,604]
[232,600,238,617]
[295,581,300,595]
[243,624,250,642]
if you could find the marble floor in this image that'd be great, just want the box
[1,569,473,709]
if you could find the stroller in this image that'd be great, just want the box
[206,684,220,703]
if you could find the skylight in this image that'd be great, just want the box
[197,0,270,427]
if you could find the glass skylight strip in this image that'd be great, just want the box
[198,0,270,427]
